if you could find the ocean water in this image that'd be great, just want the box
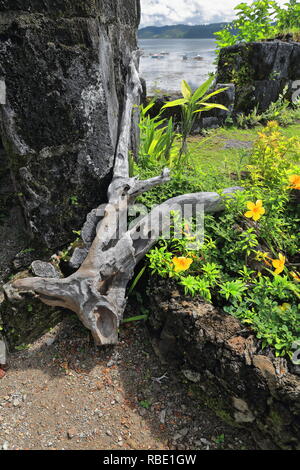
[139,38,217,95]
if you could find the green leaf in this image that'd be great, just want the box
[139,400,151,410]
[122,315,148,324]
[162,98,188,109]
[142,100,155,115]
[128,265,147,295]
[194,103,229,113]
[148,138,159,155]
[201,87,229,102]
[181,80,192,99]
[191,76,214,103]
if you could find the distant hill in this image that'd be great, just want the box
[138,23,229,39]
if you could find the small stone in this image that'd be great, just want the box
[178,428,189,438]
[2,441,9,450]
[45,338,55,347]
[67,428,77,439]
[31,260,62,279]
[234,411,255,424]
[182,369,201,383]
[159,409,166,424]
[252,355,276,384]
[0,336,8,365]
[232,397,255,424]
[200,438,211,446]
[194,440,203,447]
[232,397,250,413]
[126,438,137,449]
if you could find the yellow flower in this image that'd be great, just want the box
[183,224,196,241]
[267,121,279,128]
[244,200,265,222]
[291,271,300,282]
[289,174,300,190]
[272,254,286,275]
[255,251,272,266]
[279,303,291,312]
[172,257,193,273]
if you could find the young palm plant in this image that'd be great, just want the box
[138,100,179,168]
[162,76,228,163]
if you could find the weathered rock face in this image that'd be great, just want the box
[0,0,140,256]
[216,40,300,114]
[0,1,140,349]
[146,278,300,450]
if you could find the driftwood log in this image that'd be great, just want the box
[4,53,242,346]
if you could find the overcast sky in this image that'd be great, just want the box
[140,0,287,28]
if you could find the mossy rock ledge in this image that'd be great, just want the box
[146,277,300,450]
[217,40,300,114]
[0,267,65,352]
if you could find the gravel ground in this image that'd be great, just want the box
[0,312,256,451]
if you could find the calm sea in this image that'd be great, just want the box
[139,38,217,95]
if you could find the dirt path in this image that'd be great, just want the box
[0,313,256,451]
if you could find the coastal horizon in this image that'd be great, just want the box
[139,37,217,94]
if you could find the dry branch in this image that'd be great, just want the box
[4,54,243,346]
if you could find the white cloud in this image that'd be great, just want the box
[140,0,288,28]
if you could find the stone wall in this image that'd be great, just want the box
[147,278,300,450]
[216,40,300,114]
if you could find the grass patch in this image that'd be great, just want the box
[186,122,300,176]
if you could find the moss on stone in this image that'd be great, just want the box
[189,384,239,428]
[1,273,64,349]
[268,409,285,430]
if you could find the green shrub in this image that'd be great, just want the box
[247,121,300,186]
[215,0,300,52]
[138,101,179,169]
[275,0,300,32]
[145,121,300,359]
[235,91,300,129]
[162,76,228,162]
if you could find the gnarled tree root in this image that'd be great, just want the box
[3,53,243,345]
